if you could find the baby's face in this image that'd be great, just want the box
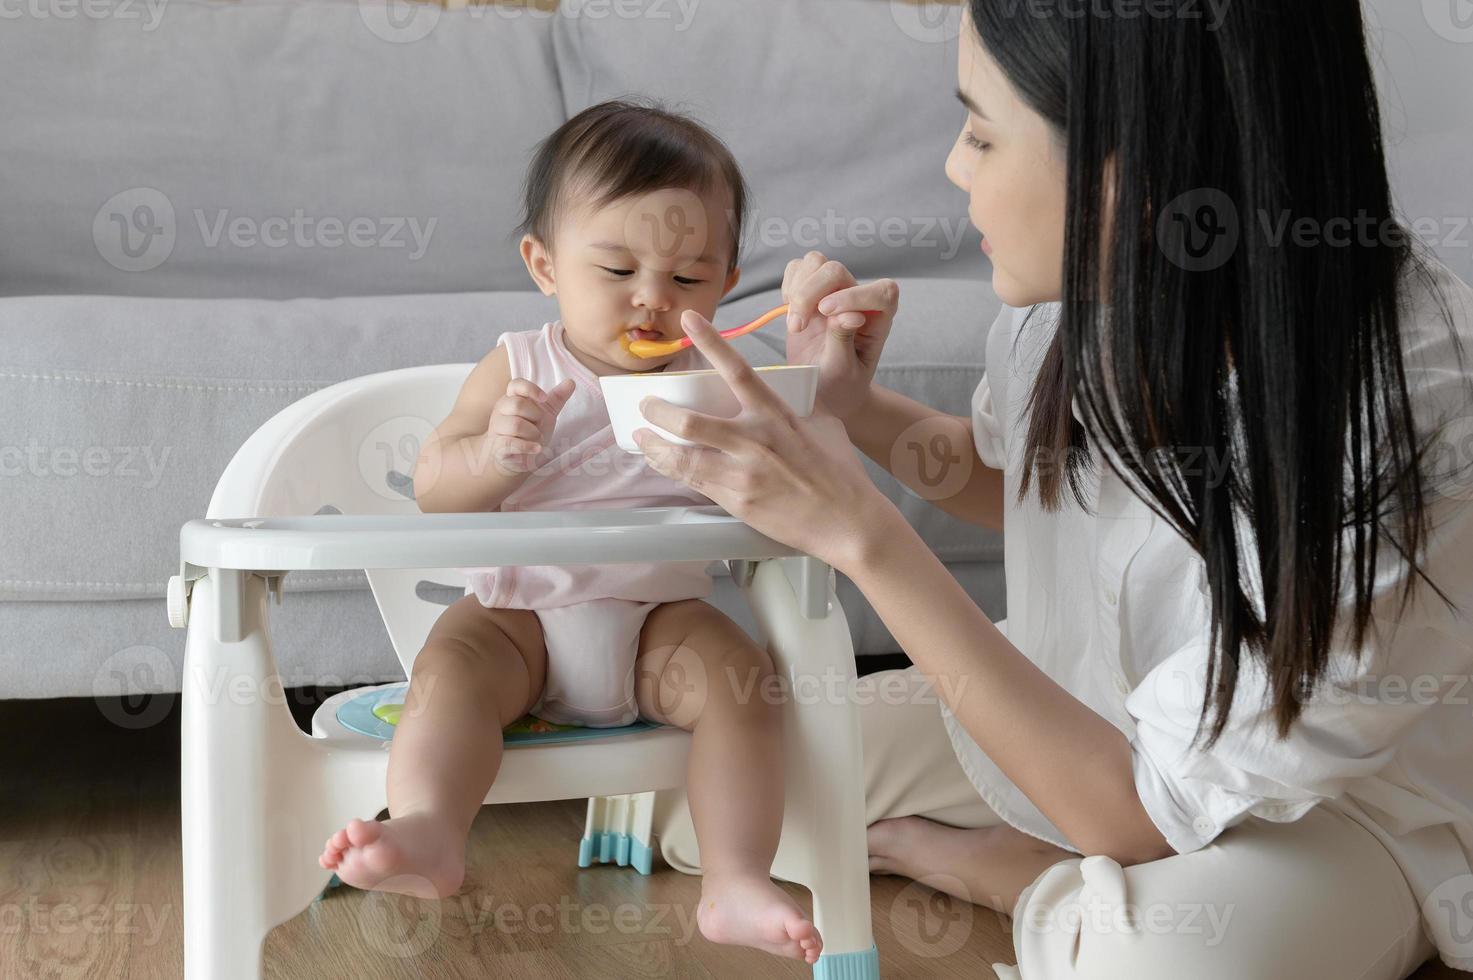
[522,183,741,376]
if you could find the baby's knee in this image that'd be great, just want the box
[701,640,778,715]
[413,631,510,677]
[413,607,545,699]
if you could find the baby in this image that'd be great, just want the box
[318,100,822,965]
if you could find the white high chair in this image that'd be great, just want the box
[167,364,880,980]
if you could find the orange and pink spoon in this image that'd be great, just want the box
[622,302,878,359]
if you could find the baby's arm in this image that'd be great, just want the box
[411,346,574,513]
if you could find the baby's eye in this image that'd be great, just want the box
[962,131,991,153]
[674,276,704,286]
[599,266,635,277]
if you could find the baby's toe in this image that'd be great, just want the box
[789,919,822,959]
[345,817,381,848]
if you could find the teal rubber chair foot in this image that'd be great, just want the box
[315,872,344,901]
[813,944,880,980]
[577,831,654,875]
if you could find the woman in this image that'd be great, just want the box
[636,1,1473,977]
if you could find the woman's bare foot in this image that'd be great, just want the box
[868,815,1077,913]
[696,872,823,964]
[867,814,937,876]
[318,812,466,899]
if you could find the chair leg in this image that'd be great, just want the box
[182,569,389,980]
[580,792,656,875]
[742,559,880,979]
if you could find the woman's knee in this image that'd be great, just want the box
[1009,855,1252,980]
[1008,814,1424,980]
[855,668,998,828]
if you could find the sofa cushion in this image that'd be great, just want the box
[0,277,1001,603]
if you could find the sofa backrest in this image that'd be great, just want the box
[0,0,985,300]
[1,0,1465,298]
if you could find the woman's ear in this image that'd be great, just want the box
[721,265,741,297]
[520,234,557,296]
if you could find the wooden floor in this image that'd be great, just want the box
[0,692,1462,980]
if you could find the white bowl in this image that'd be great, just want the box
[601,363,819,454]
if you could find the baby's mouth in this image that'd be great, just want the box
[625,326,664,342]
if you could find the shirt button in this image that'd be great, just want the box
[1114,674,1131,696]
[1104,588,1119,606]
[1192,816,1215,837]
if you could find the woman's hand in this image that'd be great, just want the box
[783,250,898,421]
[634,309,901,571]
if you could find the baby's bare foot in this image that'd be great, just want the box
[696,872,823,965]
[317,813,465,899]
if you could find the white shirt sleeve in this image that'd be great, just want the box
[972,302,1034,469]
[971,373,1005,470]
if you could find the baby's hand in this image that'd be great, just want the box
[488,377,576,475]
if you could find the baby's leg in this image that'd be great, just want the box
[319,594,546,899]
[634,599,822,965]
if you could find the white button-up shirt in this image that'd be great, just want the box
[941,254,1473,970]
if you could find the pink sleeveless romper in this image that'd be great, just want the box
[458,321,714,727]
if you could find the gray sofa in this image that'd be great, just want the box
[2,0,1466,701]
[0,0,1004,699]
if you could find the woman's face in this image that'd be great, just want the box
[946,11,1068,307]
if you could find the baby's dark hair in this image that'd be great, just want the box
[516,98,748,271]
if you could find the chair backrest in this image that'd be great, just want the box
[206,364,475,677]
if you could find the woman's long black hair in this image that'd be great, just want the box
[969,0,1457,746]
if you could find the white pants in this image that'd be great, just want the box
[653,668,1440,979]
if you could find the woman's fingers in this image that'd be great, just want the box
[636,311,767,453]
[678,309,786,414]
[781,251,827,330]
[634,430,727,493]
[783,252,856,334]
[638,395,745,454]
[816,279,899,319]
